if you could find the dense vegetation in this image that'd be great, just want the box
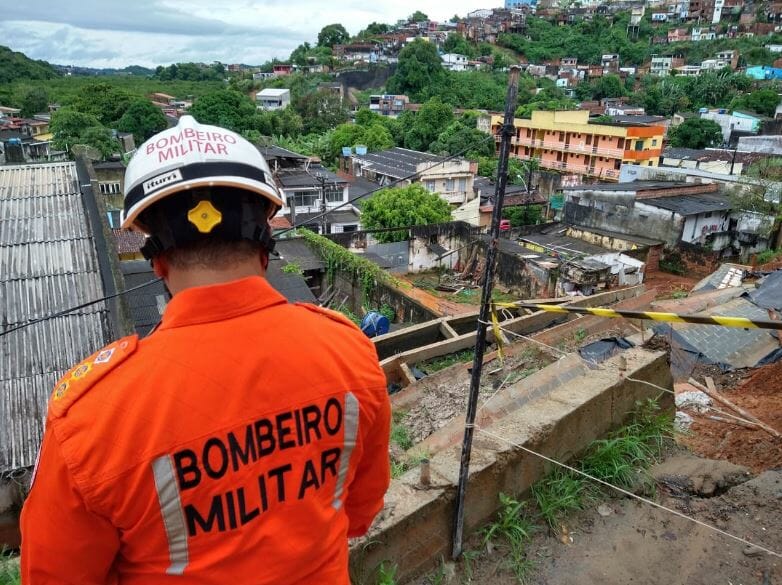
[499,13,782,68]
[0,10,779,166]
[0,45,60,83]
[359,184,453,242]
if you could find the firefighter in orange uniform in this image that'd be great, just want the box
[21,116,391,584]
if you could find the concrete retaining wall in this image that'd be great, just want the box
[350,348,673,584]
[377,286,647,387]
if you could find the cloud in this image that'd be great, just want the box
[2,0,488,68]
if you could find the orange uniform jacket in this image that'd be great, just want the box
[21,276,391,585]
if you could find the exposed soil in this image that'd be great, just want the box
[409,456,782,585]
[643,271,701,300]
[679,360,782,474]
[395,274,477,317]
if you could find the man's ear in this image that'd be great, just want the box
[151,255,169,279]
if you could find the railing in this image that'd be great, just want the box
[512,152,621,180]
[511,135,625,158]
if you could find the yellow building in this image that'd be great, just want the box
[490,110,665,182]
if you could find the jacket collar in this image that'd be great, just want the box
[158,276,287,331]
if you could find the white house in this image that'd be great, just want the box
[441,53,469,72]
[255,88,291,111]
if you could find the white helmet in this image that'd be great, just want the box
[121,115,283,231]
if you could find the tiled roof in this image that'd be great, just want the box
[112,228,146,254]
[270,216,293,229]
[0,162,111,473]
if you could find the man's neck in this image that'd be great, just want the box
[165,264,265,296]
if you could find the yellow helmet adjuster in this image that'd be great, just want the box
[188,200,223,233]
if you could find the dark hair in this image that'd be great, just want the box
[162,238,268,270]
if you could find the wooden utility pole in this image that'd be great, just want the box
[452,66,520,560]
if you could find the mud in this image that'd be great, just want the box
[678,360,782,474]
[417,462,782,585]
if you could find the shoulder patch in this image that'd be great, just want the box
[294,303,361,331]
[49,334,139,419]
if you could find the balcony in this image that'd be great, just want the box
[504,134,626,158]
[511,152,621,180]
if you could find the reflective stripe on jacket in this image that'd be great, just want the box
[21,276,391,585]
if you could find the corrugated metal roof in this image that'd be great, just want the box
[0,162,111,473]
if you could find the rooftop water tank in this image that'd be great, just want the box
[355,145,368,155]
[342,147,352,156]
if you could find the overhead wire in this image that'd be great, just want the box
[470,309,781,558]
[2,130,504,337]
[474,425,782,559]
[274,130,502,238]
[0,277,162,338]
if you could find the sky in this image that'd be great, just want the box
[1,1,494,69]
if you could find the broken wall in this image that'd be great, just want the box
[564,201,684,248]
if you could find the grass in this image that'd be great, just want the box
[424,558,447,585]
[416,349,474,374]
[452,288,517,305]
[390,448,431,479]
[376,562,398,585]
[482,493,536,583]
[531,399,672,529]
[391,411,413,451]
[0,551,20,585]
[531,467,589,529]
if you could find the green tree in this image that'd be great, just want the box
[69,82,133,125]
[443,33,475,58]
[430,118,494,157]
[387,39,445,100]
[50,108,103,151]
[294,90,349,134]
[359,22,391,38]
[0,45,60,83]
[116,100,168,143]
[477,156,535,186]
[731,88,781,117]
[578,74,626,101]
[20,86,49,117]
[189,89,256,132]
[78,126,120,159]
[410,10,429,22]
[360,184,451,242]
[404,97,454,151]
[327,120,393,163]
[503,205,543,227]
[668,117,724,149]
[317,24,350,48]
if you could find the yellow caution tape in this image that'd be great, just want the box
[491,302,782,331]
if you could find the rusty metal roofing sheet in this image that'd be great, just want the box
[0,162,110,473]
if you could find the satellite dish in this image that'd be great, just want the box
[71,144,102,161]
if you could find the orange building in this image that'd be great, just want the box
[490,110,665,182]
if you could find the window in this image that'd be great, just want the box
[425,180,436,193]
[635,141,645,151]
[290,191,318,208]
[652,139,658,146]
[446,179,455,192]
[99,182,121,194]
[326,186,343,203]
[458,178,467,193]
